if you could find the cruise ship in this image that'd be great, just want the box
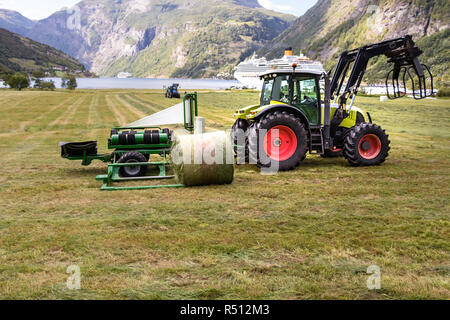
[234,48,325,89]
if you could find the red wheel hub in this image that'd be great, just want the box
[358,134,382,160]
[264,125,297,161]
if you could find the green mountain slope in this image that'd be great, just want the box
[25,0,294,78]
[0,9,35,36]
[258,0,450,85]
[0,28,86,75]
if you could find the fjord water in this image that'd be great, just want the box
[42,77,241,90]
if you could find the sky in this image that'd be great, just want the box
[0,0,318,20]
[257,0,318,17]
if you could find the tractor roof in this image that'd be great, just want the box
[259,69,323,79]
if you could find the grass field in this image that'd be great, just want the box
[0,89,449,300]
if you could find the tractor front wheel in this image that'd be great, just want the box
[249,111,308,171]
[343,123,390,166]
[118,151,148,177]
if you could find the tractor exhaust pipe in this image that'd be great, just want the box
[323,73,332,149]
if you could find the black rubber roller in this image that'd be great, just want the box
[144,131,152,144]
[118,133,127,145]
[151,132,160,144]
[127,131,137,145]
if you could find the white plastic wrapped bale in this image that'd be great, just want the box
[171,131,234,187]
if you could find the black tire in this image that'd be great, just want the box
[356,112,365,124]
[117,151,148,177]
[248,111,308,171]
[231,119,250,163]
[344,123,390,166]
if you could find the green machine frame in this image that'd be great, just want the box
[60,92,198,191]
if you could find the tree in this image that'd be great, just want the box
[34,80,55,91]
[62,75,77,90]
[6,73,30,91]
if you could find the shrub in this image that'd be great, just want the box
[31,70,46,79]
[436,87,450,97]
[6,73,30,90]
[34,79,55,91]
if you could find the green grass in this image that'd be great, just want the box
[0,89,449,299]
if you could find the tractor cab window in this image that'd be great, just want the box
[261,78,274,106]
[293,77,319,125]
[272,76,290,104]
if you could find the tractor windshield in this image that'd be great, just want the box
[272,76,290,104]
[261,75,291,105]
[261,79,274,105]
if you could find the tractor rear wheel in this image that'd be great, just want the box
[118,151,148,177]
[231,119,249,163]
[343,123,390,166]
[248,111,308,171]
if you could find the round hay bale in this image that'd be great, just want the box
[171,131,234,187]
[380,96,388,102]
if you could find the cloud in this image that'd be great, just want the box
[258,0,293,13]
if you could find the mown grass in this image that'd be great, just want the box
[0,89,449,300]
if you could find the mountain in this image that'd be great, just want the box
[258,0,450,85]
[0,9,35,36]
[25,0,294,78]
[0,28,86,75]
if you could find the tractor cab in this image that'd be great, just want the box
[259,70,322,125]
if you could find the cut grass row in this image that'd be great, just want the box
[0,89,448,299]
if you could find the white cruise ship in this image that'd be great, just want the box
[234,48,325,89]
[117,72,132,79]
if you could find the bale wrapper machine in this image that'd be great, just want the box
[60,93,199,191]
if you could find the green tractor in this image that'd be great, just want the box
[231,36,433,171]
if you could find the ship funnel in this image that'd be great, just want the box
[285,47,293,56]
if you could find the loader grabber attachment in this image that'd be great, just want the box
[385,40,434,100]
[330,35,434,108]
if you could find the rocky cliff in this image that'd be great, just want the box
[259,0,449,84]
[25,0,294,78]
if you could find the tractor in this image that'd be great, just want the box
[231,35,433,171]
[164,83,181,98]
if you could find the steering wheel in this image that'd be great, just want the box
[302,95,316,104]
[280,92,289,103]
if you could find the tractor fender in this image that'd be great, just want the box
[252,104,311,131]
